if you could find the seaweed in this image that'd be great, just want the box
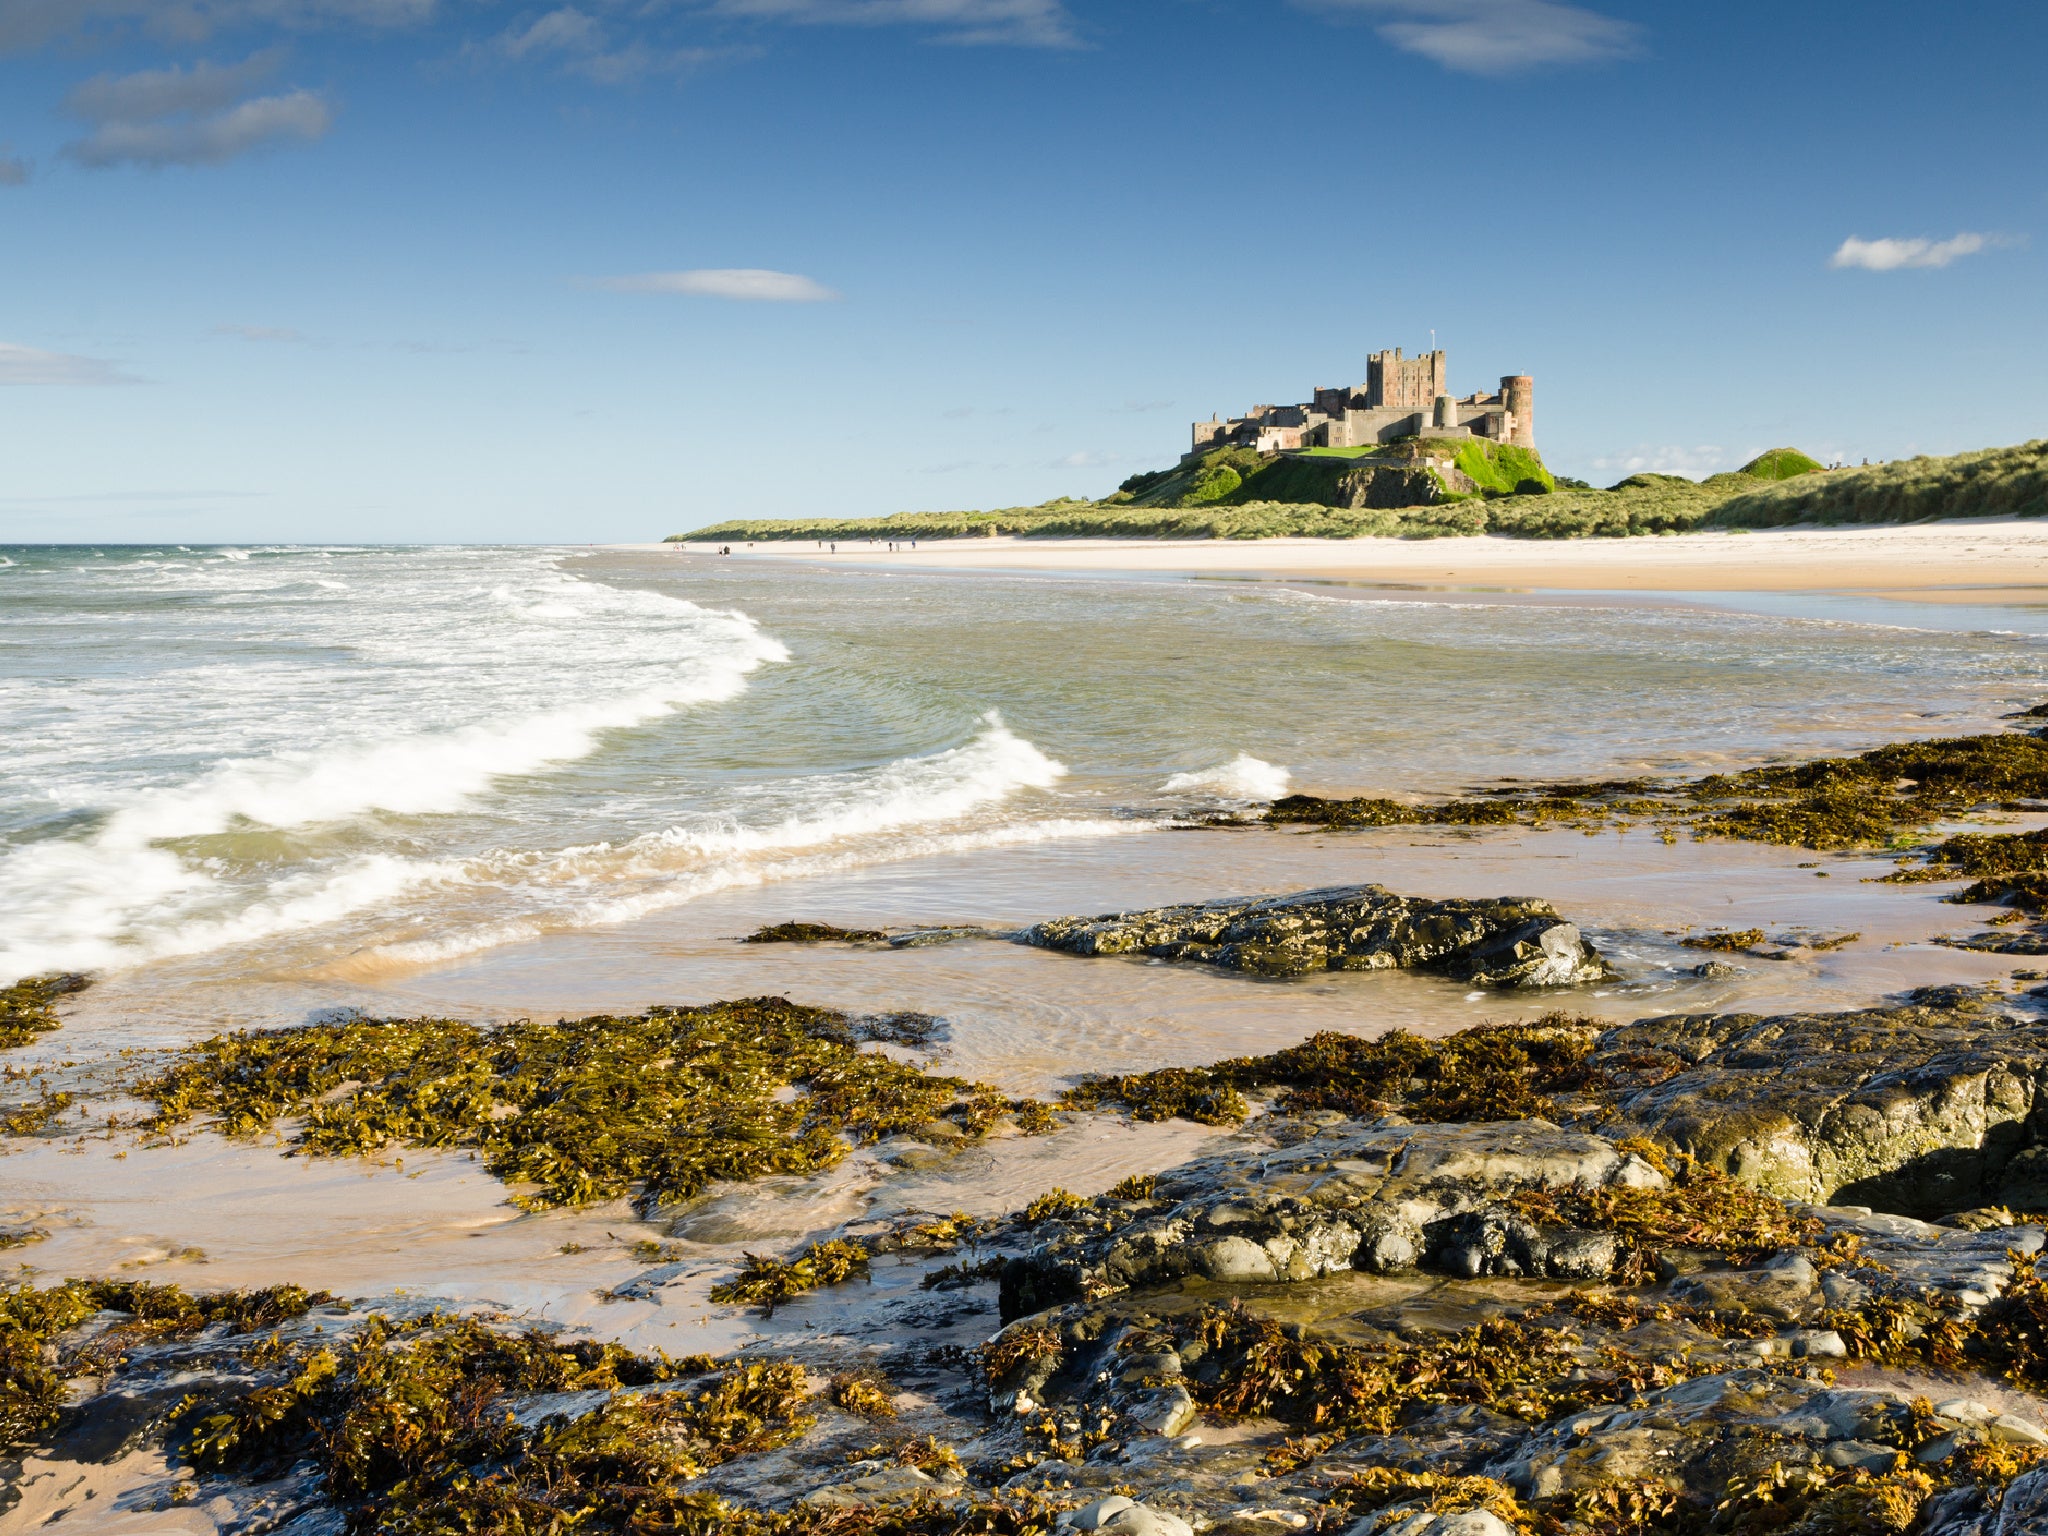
[1907,826,2048,910]
[185,1313,816,1530]
[981,1324,1062,1386]
[741,922,890,944]
[0,973,88,1050]
[1021,1189,1089,1225]
[137,998,1054,1213]
[0,1089,73,1136]
[709,1239,871,1313]
[828,1369,898,1419]
[1177,1301,1703,1437]
[1506,1166,1825,1283]
[1,1282,102,1447]
[1679,930,1765,952]
[1061,1016,1603,1127]
[1267,726,2048,853]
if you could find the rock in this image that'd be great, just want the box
[1018,885,1612,986]
[1372,1514,1517,1536]
[1062,1498,1139,1529]
[1669,1253,1819,1321]
[2003,1469,2048,1536]
[1825,1440,1905,1471]
[1789,1329,1847,1358]
[998,1121,1666,1320]
[1127,1383,1197,1438]
[802,1466,937,1508]
[1993,1415,2048,1446]
[1059,1497,1196,1536]
[1598,1000,2048,1215]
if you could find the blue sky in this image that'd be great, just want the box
[0,0,2042,542]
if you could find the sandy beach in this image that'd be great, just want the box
[653,517,2048,599]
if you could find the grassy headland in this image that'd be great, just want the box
[672,438,2048,543]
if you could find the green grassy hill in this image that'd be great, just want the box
[672,439,2048,544]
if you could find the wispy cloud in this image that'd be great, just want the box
[1829,232,1989,271]
[0,342,137,385]
[62,53,332,168]
[593,268,840,301]
[1302,0,1638,73]
[0,147,26,184]
[706,0,1078,49]
[0,0,434,52]
[215,322,312,343]
[1588,445,1729,480]
[485,7,743,82]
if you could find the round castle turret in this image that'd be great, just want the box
[1501,375,1534,449]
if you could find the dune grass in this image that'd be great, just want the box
[672,440,2048,544]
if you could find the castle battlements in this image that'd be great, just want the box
[1190,348,1533,459]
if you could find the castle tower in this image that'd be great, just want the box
[1433,395,1458,432]
[1501,375,1534,448]
[1367,348,1448,412]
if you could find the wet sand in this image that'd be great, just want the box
[645,518,2048,597]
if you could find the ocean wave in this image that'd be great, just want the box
[1161,753,1290,799]
[0,565,790,978]
[359,817,1140,972]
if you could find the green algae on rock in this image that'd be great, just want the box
[136,997,1057,1213]
[0,972,88,1049]
[740,921,890,944]
[1021,885,1612,986]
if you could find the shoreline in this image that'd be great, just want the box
[635,517,2048,599]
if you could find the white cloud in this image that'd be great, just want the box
[215,322,311,342]
[1829,233,1988,271]
[594,268,840,301]
[0,148,26,184]
[707,0,1078,48]
[0,342,136,385]
[1303,0,1638,73]
[62,56,332,168]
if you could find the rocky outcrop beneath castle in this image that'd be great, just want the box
[1330,462,1462,509]
[1598,995,2048,1216]
[1017,884,1612,985]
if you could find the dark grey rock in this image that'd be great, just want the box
[1017,884,1612,985]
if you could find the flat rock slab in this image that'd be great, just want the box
[1596,1000,2048,1214]
[1017,884,1612,985]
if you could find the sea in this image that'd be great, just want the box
[3,542,2045,1318]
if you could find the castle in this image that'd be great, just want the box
[1189,348,1533,459]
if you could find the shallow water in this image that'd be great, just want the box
[3,543,2044,1318]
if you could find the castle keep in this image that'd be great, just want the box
[1190,348,1534,459]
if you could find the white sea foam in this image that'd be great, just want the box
[1162,753,1291,799]
[0,550,791,977]
[351,714,1097,967]
[364,817,1140,971]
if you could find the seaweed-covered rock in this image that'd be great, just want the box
[1018,885,1611,985]
[998,1122,1664,1320]
[1600,1001,2048,1216]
